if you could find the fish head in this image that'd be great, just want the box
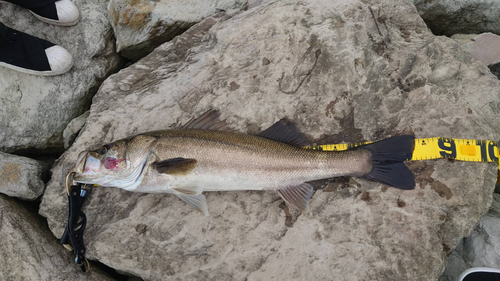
[73,135,156,187]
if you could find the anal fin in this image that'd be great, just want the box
[174,192,208,216]
[277,183,314,211]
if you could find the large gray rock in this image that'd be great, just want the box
[0,194,113,280]
[0,0,121,153]
[0,152,44,200]
[410,0,500,36]
[440,193,500,281]
[108,0,247,60]
[40,0,500,280]
[451,33,500,79]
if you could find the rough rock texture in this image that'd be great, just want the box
[440,193,500,281]
[410,0,500,36]
[451,33,500,79]
[0,195,113,280]
[40,0,500,280]
[108,0,247,60]
[64,111,90,149]
[451,33,500,65]
[0,0,121,153]
[0,152,44,200]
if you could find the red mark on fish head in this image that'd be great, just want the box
[104,157,125,171]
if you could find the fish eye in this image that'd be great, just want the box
[99,145,109,155]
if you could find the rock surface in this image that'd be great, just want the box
[451,33,500,79]
[0,0,121,153]
[0,194,113,280]
[410,0,500,36]
[64,111,90,149]
[0,152,44,200]
[108,0,247,60]
[440,193,500,281]
[40,0,500,280]
[451,33,500,65]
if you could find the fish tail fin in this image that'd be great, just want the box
[361,135,415,190]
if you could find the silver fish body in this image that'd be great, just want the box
[73,111,415,215]
[126,129,370,193]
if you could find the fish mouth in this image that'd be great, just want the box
[74,151,101,178]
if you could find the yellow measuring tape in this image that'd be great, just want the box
[305,137,500,178]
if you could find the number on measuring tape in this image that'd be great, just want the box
[438,138,457,159]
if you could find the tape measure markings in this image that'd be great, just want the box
[305,137,499,171]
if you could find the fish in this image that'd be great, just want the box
[73,110,415,215]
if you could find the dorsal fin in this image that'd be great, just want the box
[181,109,233,132]
[259,118,310,147]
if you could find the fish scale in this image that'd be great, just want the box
[141,130,372,192]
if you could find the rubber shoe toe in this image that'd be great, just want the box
[54,0,80,25]
[45,45,73,75]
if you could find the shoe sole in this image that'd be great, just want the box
[0,0,80,26]
[30,10,80,26]
[0,59,74,76]
[459,267,500,281]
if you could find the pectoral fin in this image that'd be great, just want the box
[174,192,208,216]
[277,183,314,211]
[152,158,197,176]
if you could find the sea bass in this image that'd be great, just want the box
[73,110,415,215]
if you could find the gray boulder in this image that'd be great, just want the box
[410,0,500,36]
[0,152,44,200]
[0,194,113,280]
[40,0,500,280]
[108,0,247,60]
[440,193,500,281]
[451,33,500,79]
[0,0,121,153]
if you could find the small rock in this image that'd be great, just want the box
[440,193,500,281]
[451,33,500,79]
[0,194,113,280]
[0,152,44,200]
[108,0,248,60]
[410,0,500,36]
[63,111,90,149]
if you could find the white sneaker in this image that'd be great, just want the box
[0,0,80,26]
[0,23,73,76]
